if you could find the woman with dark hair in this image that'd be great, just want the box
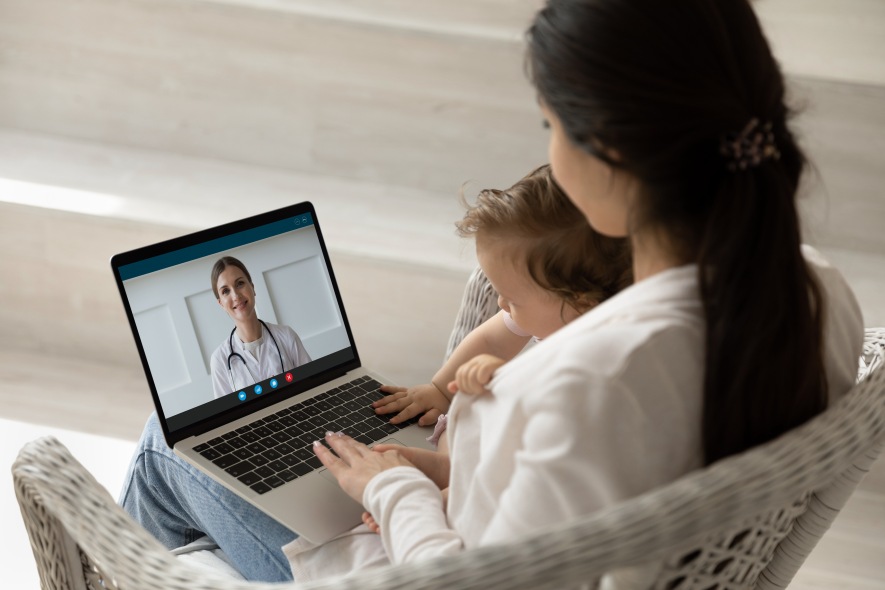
[120,1,864,585]
[311,0,863,584]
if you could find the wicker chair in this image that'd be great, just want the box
[13,268,885,590]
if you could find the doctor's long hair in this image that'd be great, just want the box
[527,0,826,465]
[211,256,253,299]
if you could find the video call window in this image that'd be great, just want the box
[118,215,352,422]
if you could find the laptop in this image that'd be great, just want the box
[111,202,433,543]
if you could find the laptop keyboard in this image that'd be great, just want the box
[192,376,419,495]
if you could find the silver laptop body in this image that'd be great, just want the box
[111,202,433,543]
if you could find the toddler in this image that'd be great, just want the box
[376,163,632,441]
[363,164,632,532]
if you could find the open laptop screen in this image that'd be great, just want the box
[112,204,359,441]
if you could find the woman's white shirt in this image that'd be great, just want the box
[209,322,311,398]
[285,247,863,587]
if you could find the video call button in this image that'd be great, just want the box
[254,384,263,395]
[238,391,247,402]
[270,378,279,389]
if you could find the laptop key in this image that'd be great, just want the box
[234,425,252,434]
[250,481,272,495]
[296,433,316,447]
[276,442,295,455]
[354,434,374,445]
[213,442,234,455]
[283,426,304,438]
[380,422,399,434]
[342,400,362,412]
[213,454,239,469]
[193,443,210,453]
[245,442,266,454]
[351,421,372,434]
[225,461,255,478]
[233,448,254,461]
[291,463,313,476]
[366,428,388,442]
[319,410,339,422]
[281,455,300,467]
[278,415,297,427]
[278,470,297,482]
[240,431,260,444]
[253,426,273,438]
[263,449,282,461]
[307,416,326,429]
[265,476,285,489]
[268,460,288,472]
[270,431,293,444]
[293,448,314,462]
[334,414,355,426]
[337,389,358,401]
[359,383,380,394]
[250,454,270,467]
[255,466,275,479]
[237,471,262,486]
[305,457,322,469]
[227,437,247,449]
[198,448,221,460]
[265,421,285,433]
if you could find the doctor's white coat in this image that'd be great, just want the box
[209,321,311,398]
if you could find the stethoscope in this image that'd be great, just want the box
[227,319,284,390]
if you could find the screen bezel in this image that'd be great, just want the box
[110,202,361,447]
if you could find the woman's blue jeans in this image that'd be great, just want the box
[119,413,298,582]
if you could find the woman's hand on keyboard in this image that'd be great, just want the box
[314,432,416,503]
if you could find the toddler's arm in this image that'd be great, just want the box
[373,311,530,423]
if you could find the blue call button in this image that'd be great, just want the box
[254,384,263,395]
[270,378,279,389]
[238,391,247,401]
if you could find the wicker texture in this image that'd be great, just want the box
[444,266,500,360]
[13,308,884,590]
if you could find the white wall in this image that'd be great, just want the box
[122,224,349,416]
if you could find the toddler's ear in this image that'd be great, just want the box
[571,293,598,315]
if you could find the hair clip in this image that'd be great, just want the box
[719,118,781,172]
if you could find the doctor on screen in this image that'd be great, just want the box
[208,256,311,399]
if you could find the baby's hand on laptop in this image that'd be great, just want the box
[373,383,450,426]
[449,354,505,396]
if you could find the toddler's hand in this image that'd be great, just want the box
[361,487,449,536]
[373,383,450,426]
[448,354,505,396]
[362,511,381,535]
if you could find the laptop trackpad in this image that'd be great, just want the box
[318,438,405,484]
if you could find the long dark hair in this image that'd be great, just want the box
[527,0,826,464]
